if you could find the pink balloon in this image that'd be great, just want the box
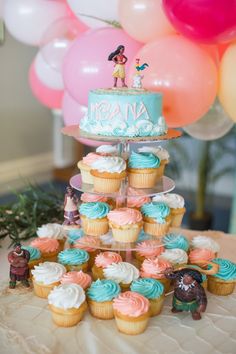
[128,35,218,127]
[63,28,142,105]
[29,62,63,109]
[163,0,236,44]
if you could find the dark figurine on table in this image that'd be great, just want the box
[8,243,30,289]
[63,186,80,226]
[108,45,128,88]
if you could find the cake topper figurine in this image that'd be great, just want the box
[63,186,80,226]
[108,45,128,88]
[8,243,30,289]
[132,58,149,89]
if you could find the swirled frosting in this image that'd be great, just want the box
[189,248,215,263]
[73,236,100,252]
[210,258,236,281]
[135,240,164,258]
[152,193,185,209]
[163,233,189,252]
[37,223,65,240]
[95,251,122,268]
[32,262,66,285]
[113,291,149,317]
[108,207,142,226]
[87,279,121,302]
[127,187,151,208]
[81,193,108,203]
[104,262,139,284]
[58,249,89,265]
[48,284,86,310]
[140,258,171,279]
[128,151,160,169]
[60,271,92,289]
[96,145,118,156]
[138,146,169,161]
[191,235,220,253]
[131,278,164,299]
[30,238,59,253]
[67,229,84,245]
[79,202,110,219]
[22,246,41,261]
[82,152,101,166]
[91,156,126,174]
[141,202,170,224]
[160,249,188,264]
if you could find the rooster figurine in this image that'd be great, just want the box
[132,58,149,89]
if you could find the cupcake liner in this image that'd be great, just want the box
[155,160,168,179]
[81,215,109,236]
[41,250,59,262]
[201,279,208,290]
[78,161,94,184]
[110,223,142,243]
[207,276,235,296]
[128,168,157,188]
[149,294,165,317]
[91,264,105,280]
[88,299,114,319]
[114,309,150,335]
[32,278,60,299]
[65,262,88,273]
[120,282,131,292]
[49,302,87,327]
[170,207,186,227]
[87,251,99,271]
[92,175,122,193]
[143,216,171,237]
[58,238,67,252]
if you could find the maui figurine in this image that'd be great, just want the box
[8,242,30,289]
[63,186,80,226]
[132,58,149,89]
[108,45,128,88]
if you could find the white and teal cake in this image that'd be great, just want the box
[80,88,167,137]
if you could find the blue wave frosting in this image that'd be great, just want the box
[163,233,189,252]
[210,258,236,281]
[128,151,160,169]
[58,248,89,265]
[141,202,170,224]
[131,278,164,299]
[79,202,110,219]
[67,229,84,245]
[87,279,121,302]
[22,246,41,261]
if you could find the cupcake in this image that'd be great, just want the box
[160,248,188,268]
[67,229,84,247]
[58,248,89,272]
[127,187,151,210]
[138,145,170,178]
[113,291,150,335]
[190,235,220,257]
[128,151,160,188]
[107,208,143,243]
[135,240,164,265]
[79,202,110,236]
[140,257,172,292]
[77,152,101,184]
[37,223,66,252]
[163,233,189,252]
[189,248,215,265]
[48,284,87,327]
[103,262,139,291]
[131,278,164,317]
[152,193,186,228]
[207,258,236,296]
[22,246,43,273]
[92,251,122,280]
[141,202,171,237]
[73,236,100,270]
[90,156,126,193]
[60,271,92,290]
[30,238,60,262]
[32,262,66,298]
[96,145,118,156]
[81,192,108,203]
[87,279,121,319]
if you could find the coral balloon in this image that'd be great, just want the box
[63,28,142,105]
[128,35,218,127]
[163,0,236,44]
[218,43,236,122]
[119,0,176,43]
[29,62,63,109]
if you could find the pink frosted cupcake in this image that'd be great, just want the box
[140,257,172,292]
[92,251,122,280]
[189,248,215,266]
[108,208,143,243]
[80,193,115,210]
[73,236,100,270]
[31,238,60,262]
[127,187,151,210]
[77,153,101,184]
[135,240,164,265]
[60,271,92,290]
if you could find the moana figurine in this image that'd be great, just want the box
[63,186,80,226]
[108,45,128,88]
[8,243,30,289]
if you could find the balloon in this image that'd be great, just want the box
[183,100,234,140]
[163,0,236,44]
[119,0,176,43]
[67,0,119,28]
[63,28,142,106]
[218,43,236,122]
[128,35,218,127]
[4,0,68,46]
[29,62,63,109]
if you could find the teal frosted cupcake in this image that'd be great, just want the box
[208,258,236,296]
[79,202,110,236]
[67,229,84,247]
[87,279,121,319]
[131,278,164,317]
[128,151,161,188]
[163,233,189,252]
[22,246,43,272]
[58,248,89,272]
[141,202,171,237]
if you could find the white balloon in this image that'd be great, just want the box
[67,0,119,28]
[35,50,64,90]
[183,100,234,141]
[4,0,68,46]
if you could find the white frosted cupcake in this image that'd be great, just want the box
[160,248,188,268]
[48,284,87,327]
[138,145,170,178]
[103,262,139,291]
[190,235,220,257]
[37,223,66,251]
[77,152,101,184]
